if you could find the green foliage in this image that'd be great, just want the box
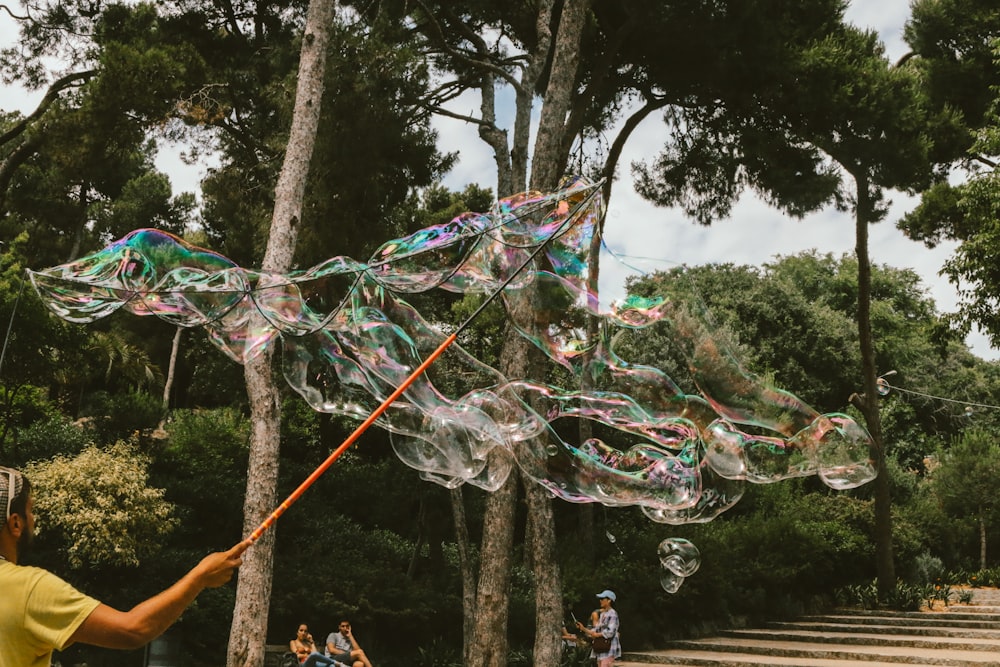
[14,414,94,465]
[932,429,1000,527]
[911,552,946,585]
[81,389,164,442]
[413,638,462,667]
[25,440,177,570]
[966,566,1000,587]
[883,581,925,611]
[898,5,1000,345]
[836,579,923,611]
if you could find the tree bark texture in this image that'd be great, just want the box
[853,173,896,601]
[524,479,561,666]
[530,0,589,192]
[227,0,334,665]
[980,509,987,571]
[161,326,183,413]
[449,487,477,666]
[228,351,282,667]
[468,449,519,667]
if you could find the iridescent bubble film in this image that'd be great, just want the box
[657,537,701,594]
[29,176,875,522]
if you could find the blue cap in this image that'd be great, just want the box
[596,589,616,602]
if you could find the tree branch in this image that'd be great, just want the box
[427,104,495,128]
[0,69,96,148]
[971,153,998,169]
[0,3,29,20]
[0,134,43,212]
[413,0,526,93]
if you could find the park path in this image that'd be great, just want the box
[617,588,1000,666]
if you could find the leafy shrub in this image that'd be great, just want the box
[24,440,177,570]
[882,581,923,611]
[836,579,921,611]
[912,552,945,585]
[82,389,163,441]
[413,638,461,667]
[0,384,62,453]
[836,581,879,609]
[15,414,94,464]
[965,567,1000,587]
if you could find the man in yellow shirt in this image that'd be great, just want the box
[0,467,250,667]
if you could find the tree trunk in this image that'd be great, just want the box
[161,326,182,414]
[478,69,513,199]
[525,479,561,666]
[462,1,589,663]
[980,508,987,571]
[511,0,554,194]
[227,0,334,665]
[525,2,589,664]
[468,449,519,667]
[853,172,896,601]
[450,487,477,666]
[228,354,281,667]
[529,0,589,192]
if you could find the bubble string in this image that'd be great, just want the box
[27,176,876,529]
[248,184,604,541]
[248,331,458,541]
[591,243,876,492]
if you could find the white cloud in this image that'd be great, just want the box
[4,0,996,360]
[431,0,999,361]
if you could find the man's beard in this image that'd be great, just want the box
[16,524,34,555]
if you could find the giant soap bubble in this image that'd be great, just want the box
[29,176,876,523]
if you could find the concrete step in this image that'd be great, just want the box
[619,656,923,667]
[722,627,1000,651]
[619,605,1000,666]
[622,637,1000,665]
[827,607,1000,621]
[798,613,1000,629]
[618,650,983,666]
[769,619,1000,639]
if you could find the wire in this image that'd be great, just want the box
[249,184,604,542]
[601,247,1000,416]
[0,276,26,382]
[880,382,1000,412]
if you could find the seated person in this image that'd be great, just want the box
[291,624,343,667]
[561,625,578,649]
[326,619,374,667]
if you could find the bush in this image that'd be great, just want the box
[911,552,945,585]
[836,579,921,611]
[82,389,163,441]
[14,414,94,464]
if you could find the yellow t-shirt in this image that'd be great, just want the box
[0,560,101,667]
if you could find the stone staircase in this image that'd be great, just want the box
[618,588,1000,666]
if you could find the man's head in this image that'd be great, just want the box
[0,467,34,557]
[338,620,351,636]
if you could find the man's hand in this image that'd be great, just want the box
[193,540,251,588]
[71,539,252,650]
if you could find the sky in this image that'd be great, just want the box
[1,1,995,361]
[428,0,997,362]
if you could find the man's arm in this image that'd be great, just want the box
[69,540,250,650]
